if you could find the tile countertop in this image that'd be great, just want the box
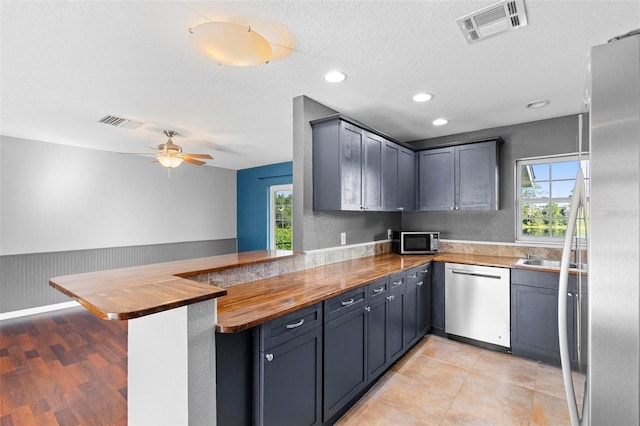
[49,250,301,321]
[216,251,578,334]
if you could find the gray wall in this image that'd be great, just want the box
[402,114,588,242]
[293,96,401,251]
[0,135,238,313]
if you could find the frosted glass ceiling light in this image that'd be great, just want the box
[412,92,433,102]
[324,70,347,83]
[189,22,272,67]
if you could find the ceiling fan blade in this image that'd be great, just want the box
[183,157,206,166]
[118,152,157,156]
[185,153,213,159]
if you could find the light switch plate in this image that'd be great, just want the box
[340,232,346,245]
[387,229,393,239]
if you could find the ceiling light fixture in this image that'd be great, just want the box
[188,22,272,67]
[433,118,449,126]
[526,99,551,109]
[324,70,347,83]
[412,93,433,103]
[156,131,185,169]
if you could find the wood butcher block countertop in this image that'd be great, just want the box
[49,250,300,321]
[216,252,531,333]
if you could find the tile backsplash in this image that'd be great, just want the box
[438,240,562,261]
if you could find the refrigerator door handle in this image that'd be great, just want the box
[559,167,585,426]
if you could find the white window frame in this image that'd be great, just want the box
[515,153,589,245]
[269,184,293,250]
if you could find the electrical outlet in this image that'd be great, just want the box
[340,232,346,246]
[387,229,393,239]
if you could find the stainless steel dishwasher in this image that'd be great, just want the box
[445,263,511,348]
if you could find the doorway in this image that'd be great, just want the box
[269,184,293,250]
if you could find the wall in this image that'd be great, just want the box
[292,96,401,251]
[236,162,292,252]
[402,114,589,242]
[0,135,237,313]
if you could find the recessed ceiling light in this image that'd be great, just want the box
[526,99,551,109]
[324,70,347,83]
[432,118,449,126]
[412,92,433,103]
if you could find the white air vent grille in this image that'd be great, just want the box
[457,0,528,45]
[98,115,144,129]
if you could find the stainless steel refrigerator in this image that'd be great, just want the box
[571,30,640,425]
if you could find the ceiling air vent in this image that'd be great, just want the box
[98,115,144,130]
[456,0,528,45]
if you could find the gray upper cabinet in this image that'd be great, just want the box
[312,118,383,211]
[383,141,415,212]
[418,140,499,211]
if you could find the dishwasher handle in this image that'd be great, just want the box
[451,269,503,280]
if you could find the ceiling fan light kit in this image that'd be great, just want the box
[189,21,273,67]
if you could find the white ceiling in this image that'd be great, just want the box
[1,1,638,170]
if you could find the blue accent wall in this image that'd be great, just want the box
[237,162,293,252]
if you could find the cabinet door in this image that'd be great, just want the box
[387,274,405,362]
[417,264,432,335]
[418,147,455,211]
[382,142,399,211]
[367,295,388,382]
[455,141,498,210]
[323,307,368,421]
[397,147,415,211]
[363,132,383,211]
[260,328,322,426]
[430,262,446,336]
[339,124,364,211]
[403,280,419,347]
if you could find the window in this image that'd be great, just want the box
[269,184,293,250]
[516,154,589,243]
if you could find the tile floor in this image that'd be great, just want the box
[336,335,572,425]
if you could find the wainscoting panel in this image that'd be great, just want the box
[0,239,237,314]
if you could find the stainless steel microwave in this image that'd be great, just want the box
[392,231,440,255]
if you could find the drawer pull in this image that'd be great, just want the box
[266,353,273,362]
[422,269,429,273]
[286,319,305,329]
[409,273,417,279]
[373,287,385,294]
[392,280,403,286]
[365,306,371,312]
[386,295,395,301]
[417,281,424,286]
[341,298,355,306]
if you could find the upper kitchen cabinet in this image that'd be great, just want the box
[383,141,415,212]
[418,139,500,211]
[311,117,383,211]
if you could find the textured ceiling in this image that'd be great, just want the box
[1,1,638,170]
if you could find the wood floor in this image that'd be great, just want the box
[0,307,128,425]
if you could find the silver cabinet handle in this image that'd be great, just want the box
[341,298,355,306]
[450,206,454,210]
[397,207,404,211]
[266,353,273,362]
[451,270,502,280]
[386,295,395,301]
[373,287,385,294]
[365,306,371,312]
[417,281,424,286]
[422,269,429,273]
[392,280,403,286]
[409,273,417,279]
[286,319,304,329]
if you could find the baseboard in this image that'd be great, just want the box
[0,301,80,321]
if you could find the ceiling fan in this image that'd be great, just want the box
[125,130,213,170]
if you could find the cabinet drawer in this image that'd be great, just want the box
[324,286,367,323]
[405,265,424,285]
[389,272,405,290]
[261,303,322,351]
[368,277,388,301]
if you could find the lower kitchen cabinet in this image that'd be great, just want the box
[258,304,323,426]
[367,277,389,382]
[511,269,577,368]
[323,288,368,421]
[430,262,446,337]
[417,263,432,335]
[387,272,406,363]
